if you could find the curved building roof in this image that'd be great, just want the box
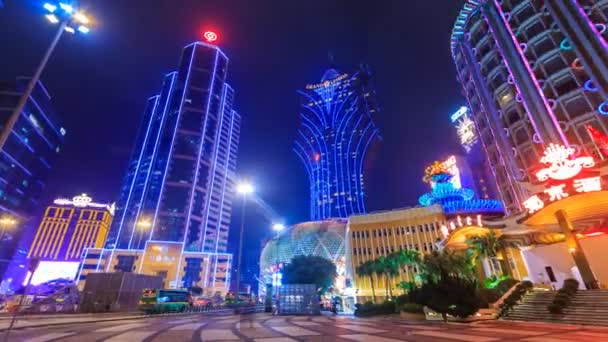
[259,219,347,276]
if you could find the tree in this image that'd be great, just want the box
[417,272,481,322]
[396,248,420,267]
[356,260,377,303]
[419,250,476,284]
[282,255,336,294]
[413,250,482,322]
[466,231,506,277]
[375,255,400,298]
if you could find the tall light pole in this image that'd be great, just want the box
[235,181,254,298]
[0,2,91,152]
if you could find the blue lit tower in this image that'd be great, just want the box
[0,78,65,279]
[295,65,380,220]
[451,0,608,213]
[101,39,240,292]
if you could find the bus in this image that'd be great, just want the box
[138,289,192,313]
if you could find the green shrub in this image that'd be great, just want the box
[400,303,424,314]
[494,278,518,296]
[548,303,564,314]
[497,281,534,317]
[547,278,579,314]
[354,300,396,317]
[395,294,409,307]
[552,292,571,306]
[562,278,579,294]
[476,288,501,308]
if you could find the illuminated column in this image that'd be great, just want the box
[555,209,599,289]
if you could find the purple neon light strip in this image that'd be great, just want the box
[481,5,544,145]
[571,0,608,50]
[491,0,568,146]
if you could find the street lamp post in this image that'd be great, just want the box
[235,182,254,300]
[0,2,91,152]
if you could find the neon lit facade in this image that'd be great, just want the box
[0,78,66,279]
[522,143,605,214]
[97,41,240,293]
[419,158,504,215]
[294,65,380,220]
[27,194,114,261]
[451,0,608,214]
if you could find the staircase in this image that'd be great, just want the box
[502,290,608,326]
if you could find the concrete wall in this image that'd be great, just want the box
[522,235,608,289]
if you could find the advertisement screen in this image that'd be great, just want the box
[29,261,80,285]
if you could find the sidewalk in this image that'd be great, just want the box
[0,307,236,331]
[0,312,146,331]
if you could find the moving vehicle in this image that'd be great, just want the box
[138,289,192,313]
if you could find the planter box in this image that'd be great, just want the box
[400,311,426,321]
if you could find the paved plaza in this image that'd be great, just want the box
[2,313,608,341]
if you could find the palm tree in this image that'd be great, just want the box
[356,260,377,303]
[376,255,400,299]
[466,231,505,277]
[419,250,477,283]
[394,248,421,291]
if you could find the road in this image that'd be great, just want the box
[3,313,608,341]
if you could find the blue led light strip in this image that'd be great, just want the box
[126,96,161,250]
[177,45,220,287]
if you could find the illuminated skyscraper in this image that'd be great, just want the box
[295,65,380,220]
[0,77,65,279]
[451,0,608,213]
[87,40,239,293]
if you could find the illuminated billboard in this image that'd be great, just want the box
[451,106,478,153]
[29,261,80,285]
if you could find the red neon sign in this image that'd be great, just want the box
[523,144,603,214]
[535,144,594,181]
[203,31,218,43]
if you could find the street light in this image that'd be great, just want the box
[235,181,254,299]
[135,217,152,250]
[272,223,285,232]
[0,216,17,242]
[0,1,92,152]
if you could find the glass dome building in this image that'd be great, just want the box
[259,219,347,284]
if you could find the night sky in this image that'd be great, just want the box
[1,0,465,284]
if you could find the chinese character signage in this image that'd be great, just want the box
[523,144,604,214]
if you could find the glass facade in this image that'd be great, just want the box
[451,0,608,213]
[107,42,240,255]
[294,66,380,220]
[0,78,65,278]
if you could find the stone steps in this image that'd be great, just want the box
[502,290,608,327]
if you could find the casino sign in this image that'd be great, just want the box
[523,144,604,214]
